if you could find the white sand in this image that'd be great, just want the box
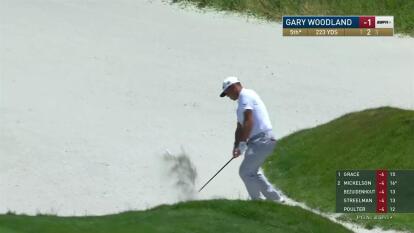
[1,0,413,221]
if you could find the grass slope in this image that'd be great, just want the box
[263,107,414,231]
[174,0,414,36]
[0,200,351,233]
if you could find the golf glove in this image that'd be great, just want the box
[238,141,248,155]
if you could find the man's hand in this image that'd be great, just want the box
[233,141,247,158]
[233,147,241,158]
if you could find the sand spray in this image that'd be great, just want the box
[162,149,198,201]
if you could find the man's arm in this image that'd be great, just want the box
[234,123,242,148]
[241,109,253,142]
[234,109,254,146]
[233,110,254,158]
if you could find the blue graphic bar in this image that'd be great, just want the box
[283,16,360,28]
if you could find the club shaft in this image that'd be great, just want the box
[198,157,234,192]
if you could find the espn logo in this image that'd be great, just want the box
[375,16,393,29]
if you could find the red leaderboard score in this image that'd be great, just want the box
[376,170,388,213]
[359,16,376,28]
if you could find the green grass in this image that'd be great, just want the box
[0,200,351,233]
[173,0,414,36]
[263,107,414,232]
[1,108,412,232]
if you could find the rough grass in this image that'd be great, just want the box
[0,200,351,233]
[264,107,414,232]
[173,0,414,36]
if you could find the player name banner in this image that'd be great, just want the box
[283,16,394,36]
[336,170,414,213]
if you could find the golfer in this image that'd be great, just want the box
[220,76,284,202]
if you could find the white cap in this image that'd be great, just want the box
[220,76,240,97]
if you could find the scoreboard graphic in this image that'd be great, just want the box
[336,170,414,213]
[283,16,394,36]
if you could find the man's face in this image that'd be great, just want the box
[225,85,238,100]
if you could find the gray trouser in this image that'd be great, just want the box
[239,131,282,201]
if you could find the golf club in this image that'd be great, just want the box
[198,157,234,192]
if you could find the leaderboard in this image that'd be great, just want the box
[283,16,394,36]
[336,170,414,213]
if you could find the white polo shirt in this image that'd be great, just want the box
[237,88,273,138]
